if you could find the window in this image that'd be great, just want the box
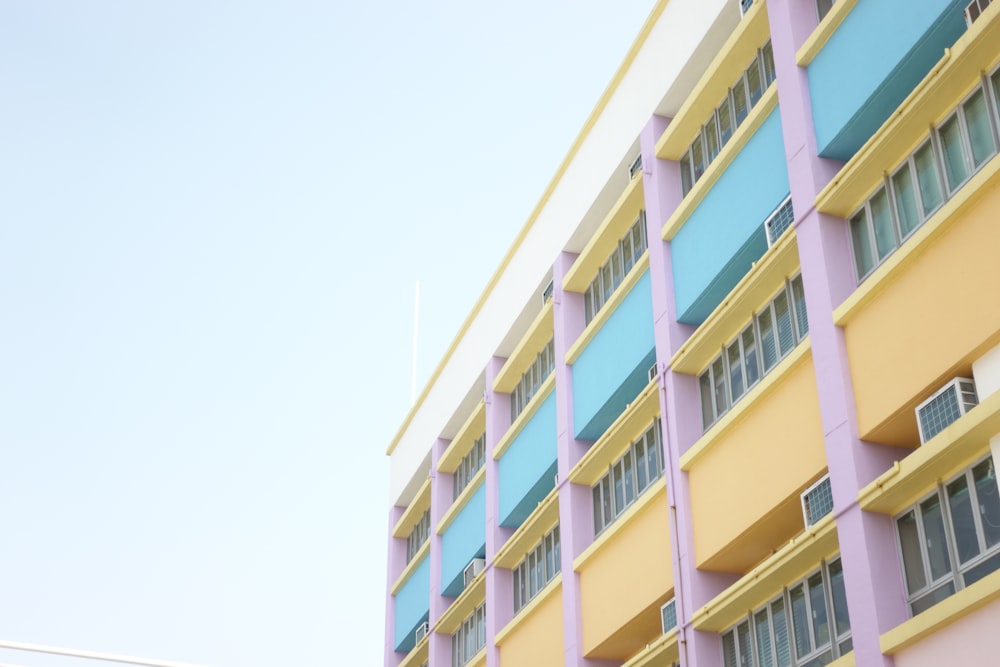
[895,455,1000,616]
[848,69,1000,282]
[454,433,486,500]
[699,276,809,431]
[510,339,555,422]
[584,212,648,324]
[451,602,486,667]
[722,558,852,667]
[592,421,664,535]
[406,510,430,563]
[680,42,776,197]
[816,0,836,22]
[512,524,561,613]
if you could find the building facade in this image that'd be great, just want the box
[384,1,1000,666]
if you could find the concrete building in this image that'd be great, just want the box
[384,1,1000,665]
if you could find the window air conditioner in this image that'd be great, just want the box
[764,197,794,247]
[660,597,677,634]
[648,363,658,384]
[739,0,754,17]
[965,0,992,27]
[628,154,643,181]
[415,621,429,643]
[916,378,979,444]
[464,558,486,587]
[801,475,833,527]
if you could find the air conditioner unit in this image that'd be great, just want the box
[542,280,554,305]
[764,197,794,247]
[916,378,979,444]
[415,621,429,643]
[660,597,677,634]
[464,558,486,587]
[628,154,643,180]
[647,363,658,384]
[739,0,754,17]
[801,475,833,527]
[965,0,992,27]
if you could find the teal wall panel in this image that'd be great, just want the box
[498,391,557,529]
[440,483,486,597]
[393,553,430,652]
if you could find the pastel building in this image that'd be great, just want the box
[383,1,1000,666]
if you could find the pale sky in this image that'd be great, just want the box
[0,2,654,665]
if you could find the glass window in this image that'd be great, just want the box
[791,275,808,340]
[828,559,850,639]
[808,573,830,648]
[759,307,778,372]
[897,510,928,594]
[706,113,721,162]
[947,474,981,564]
[754,609,774,667]
[914,141,944,216]
[869,188,897,261]
[733,77,749,126]
[789,584,812,659]
[762,41,776,87]
[691,137,706,182]
[816,0,835,22]
[920,495,952,581]
[635,438,648,490]
[973,459,1000,548]
[772,598,792,667]
[746,59,763,107]
[773,291,794,358]
[680,152,693,195]
[712,357,729,417]
[849,208,875,279]
[592,423,664,534]
[963,88,997,168]
[892,162,921,238]
[700,372,715,429]
[719,96,734,146]
[742,326,760,388]
[938,115,970,192]
[610,249,623,292]
[737,622,753,667]
[623,449,635,505]
[728,339,745,403]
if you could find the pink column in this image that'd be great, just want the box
[430,438,453,667]
[767,2,909,666]
[385,505,407,667]
[486,356,514,667]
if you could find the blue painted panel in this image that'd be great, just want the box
[573,270,655,441]
[672,108,789,324]
[393,553,430,652]
[498,391,557,529]
[440,483,486,597]
[809,0,967,160]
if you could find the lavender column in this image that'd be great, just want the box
[485,356,514,667]
[384,505,406,667]
[429,438,453,667]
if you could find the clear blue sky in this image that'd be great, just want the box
[0,2,653,665]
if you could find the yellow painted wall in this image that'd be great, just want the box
[579,486,673,658]
[689,356,827,572]
[498,586,564,667]
[845,180,1000,446]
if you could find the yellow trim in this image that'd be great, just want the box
[392,477,432,538]
[492,375,556,460]
[794,0,859,66]
[438,401,486,474]
[691,515,839,632]
[386,0,673,456]
[437,468,485,535]
[493,302,555,394]
[833,156,1000,328]
[566,380,660,487]
[390,544,429,597]
[466,648,486,667]
[573,477,667,571]
[661,85,779,241]
[493,488,560,570]
[494,573,563,646]
[670,229,800,375]
[398,632,429,667]
[858,389,1000,515]
[655,0,771,160]
[562,176,645,294]
[826,653,855,667]
[680,340,812,471]
[434,568,487,635]
[815,11,1000,220]
[881,568,1000,654]
[565,254,650,365]
[621,629,680,667]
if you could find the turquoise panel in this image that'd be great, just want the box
[672,108,789,324]
[440,483,486,597]
[809,0,967,160]
[393,553,430,652]
[498,391,557,529]
[573,270,655,441]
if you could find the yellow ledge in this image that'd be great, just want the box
[692,514,839,632]
[881,568,1000,654]
[437,468,485,536]
[494,487,560,570]
[493,375,556,460]
[565,255,650,366]
[816,10,1000,218]
[574,478,667,571]
[858,389,1000,515]
[494,573,563,646]
[826,653,855,667]
[670,228,800,376]
[794,0,859,66]
[567,380,660,487]
[393,477,432,539]
[662,85,778,242]
[680,340,811,472]
[398,632,429,667]
[562,174,645,294]
[391,544,429,597]
[435,565,487,635]
[622,628,679,667]
[467,648,486,667]
[833,156,1000,327]
[494,301,555,394]
[438,401,486,474]
[656,0,770,160]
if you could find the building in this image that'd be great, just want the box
[383,0,1000,666]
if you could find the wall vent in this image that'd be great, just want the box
[764,196,795,247]
[648,363,658,384]
[801,475,833,527]
[660,598,677,634]
[916,378,979,444]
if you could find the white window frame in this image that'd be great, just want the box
[584,212,648,325]
[406,509,430,563]
[454,433,486,500]
[592,421,664,536]
[451,602,486,667]
[510,339,555,422]
[512,524,561,613]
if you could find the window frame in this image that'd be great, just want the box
[592,420,665,536]
[583,212,648,325]
[512,524,561,613]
